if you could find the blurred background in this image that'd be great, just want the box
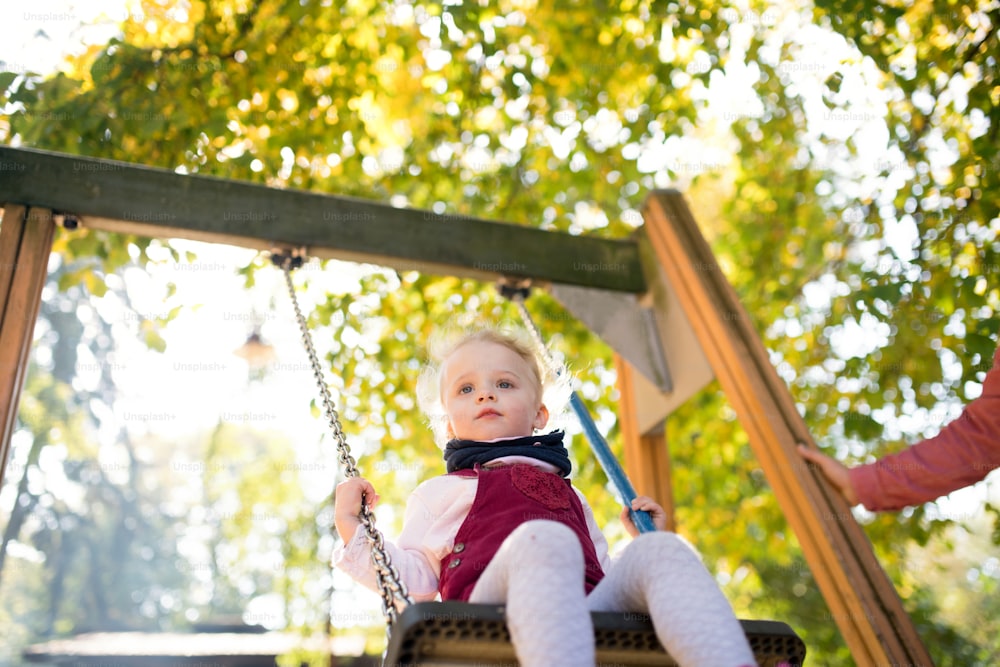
[1,0,998,664]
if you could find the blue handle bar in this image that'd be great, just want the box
[568,393,657,533]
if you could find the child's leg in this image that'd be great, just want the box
[587,532,757,667]
[468,520,594,667]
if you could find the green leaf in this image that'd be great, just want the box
[0,71,18,94]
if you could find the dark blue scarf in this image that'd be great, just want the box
[443,430,571,477]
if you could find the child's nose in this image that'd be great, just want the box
[477,390,495,402]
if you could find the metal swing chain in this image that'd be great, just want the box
[499,278,658,534]
[273,251,412,626]
[497,279,558,376]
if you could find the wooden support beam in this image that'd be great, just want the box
[614,353,675,532]
[0,146,644,293]
[0,205,56,489]
[0,147,930,667]
[641,190,932,666]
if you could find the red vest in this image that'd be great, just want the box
[438,463,606,601]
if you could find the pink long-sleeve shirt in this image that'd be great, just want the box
[332,457,611,601]
[849,346,1000,511]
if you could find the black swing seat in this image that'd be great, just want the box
[384,601,806,666]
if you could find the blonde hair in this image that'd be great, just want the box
[416,325,571,446]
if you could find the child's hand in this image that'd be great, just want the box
[333,477,379,541]
[620,496,669,536]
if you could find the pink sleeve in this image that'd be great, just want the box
[332,481,460,602]
[849,346,1000,511]
[331,520,443,603]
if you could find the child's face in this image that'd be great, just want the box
[440,340,549,442]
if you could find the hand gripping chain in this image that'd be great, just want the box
[271,249,412,626]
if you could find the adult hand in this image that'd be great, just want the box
[621,495,669,536]
[797,445,859,506]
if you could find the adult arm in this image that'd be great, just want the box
[848,346,1000,511]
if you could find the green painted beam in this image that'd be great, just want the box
[0,146,645,292]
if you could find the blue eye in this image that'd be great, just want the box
[459,385,473,394]
[498,380,512,389]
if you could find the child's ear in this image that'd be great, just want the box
[532,404,549,431]
[445,412,461,440]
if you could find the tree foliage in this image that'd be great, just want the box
[2,0,998,663]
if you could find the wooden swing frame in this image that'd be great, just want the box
[0,146,932,666]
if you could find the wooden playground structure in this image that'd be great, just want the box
[1,145,933,666]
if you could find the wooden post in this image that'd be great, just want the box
[641,191,932,667]
[0,205,55,488]
[614,353,675,532]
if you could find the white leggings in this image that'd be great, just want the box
[468,520,757,667]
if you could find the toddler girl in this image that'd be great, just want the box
[334,327,756,667]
